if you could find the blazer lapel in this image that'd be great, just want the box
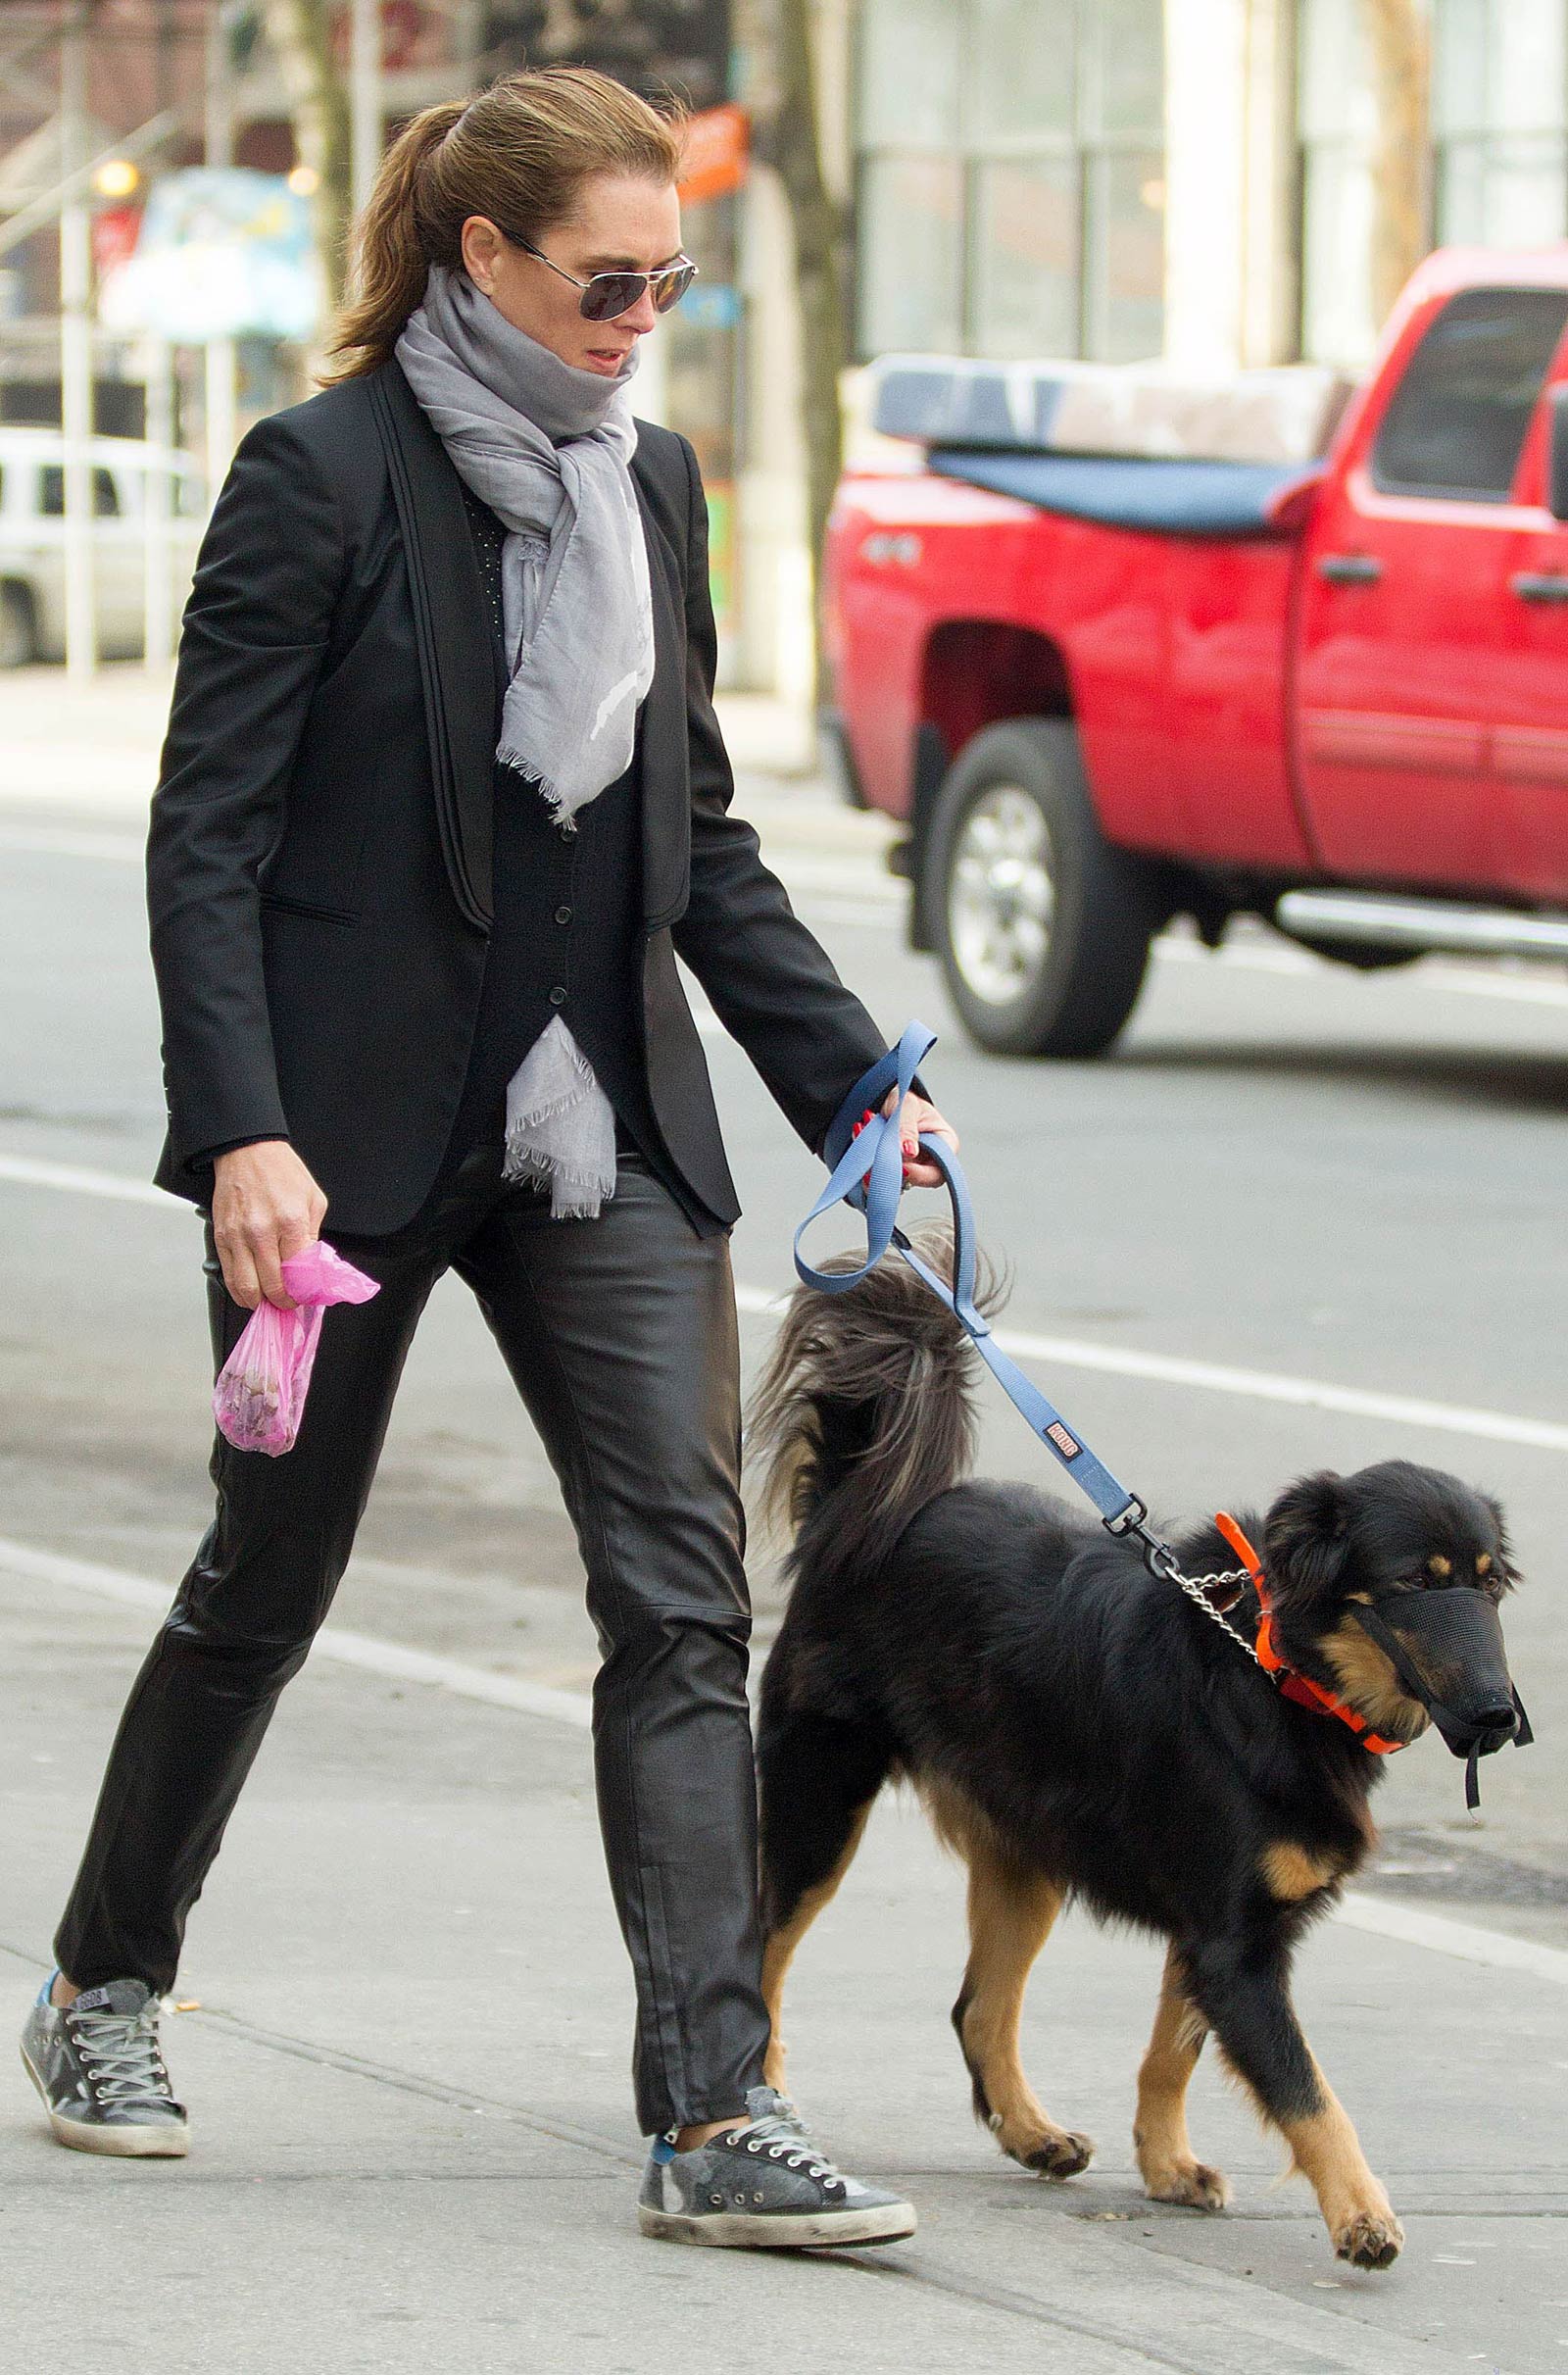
[631,453,691,932]
[368,361,496,931]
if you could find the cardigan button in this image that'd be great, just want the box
[554,905,572,924]
[548,985,567,1005]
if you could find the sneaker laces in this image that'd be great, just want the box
[731,2109,839,2186]
[66,2001,174,2106]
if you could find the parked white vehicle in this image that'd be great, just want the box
[0,426,207,666]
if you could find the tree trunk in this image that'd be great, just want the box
[747,0,850,691]
[1361,0,1430,331]
[261,0,352,311]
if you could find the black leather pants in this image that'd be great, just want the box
[54,1134,770,2135]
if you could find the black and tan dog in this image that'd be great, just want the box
[749,1230,1526,2269]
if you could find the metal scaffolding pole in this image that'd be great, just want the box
[60,0,95,682]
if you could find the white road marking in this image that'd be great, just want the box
[3,1531,1561,1982]
[0,1537,591,1731]
[731,1284,1568,1457]
[1336,1894,1568,1987]
[0,1153,173,1206]
[2,1152,1566,1458]
[1157,933,1568,1009]
[0,822,145,864]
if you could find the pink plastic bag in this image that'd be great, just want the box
[213,1240,381,1457]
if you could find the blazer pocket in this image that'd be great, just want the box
[259,890,359,926]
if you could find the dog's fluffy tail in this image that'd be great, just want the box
[747,1224,1006,1593]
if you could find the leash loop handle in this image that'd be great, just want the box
[795,1022,957,1299]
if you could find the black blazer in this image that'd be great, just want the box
[147,358,898,1236]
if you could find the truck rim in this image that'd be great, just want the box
[947,785,1054,1006]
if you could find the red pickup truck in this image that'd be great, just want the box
[822,248,1568,1056]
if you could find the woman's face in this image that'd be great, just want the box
[460,172,683,379]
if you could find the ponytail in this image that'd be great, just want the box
[325,101,466,382]
[321,69,688,383]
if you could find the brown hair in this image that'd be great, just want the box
[322,66,688,382]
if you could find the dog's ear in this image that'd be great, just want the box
[1263,1470,1350,1605]
[1481,1493,1522,1593]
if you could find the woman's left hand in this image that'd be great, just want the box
[880,1087,959,1187]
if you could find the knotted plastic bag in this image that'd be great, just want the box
[213,1240,381,1457]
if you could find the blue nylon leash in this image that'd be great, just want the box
[794,1020,1151,1538]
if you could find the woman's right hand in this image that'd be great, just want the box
[212,1141,330,1311]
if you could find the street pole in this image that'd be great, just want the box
[142,331,174,670]
[204,1,237,509]
[60,0,95,683]
[350,0,380,219]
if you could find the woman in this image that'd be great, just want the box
[21,68,956,2247]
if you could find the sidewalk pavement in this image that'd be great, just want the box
[4,1555,1562,2374]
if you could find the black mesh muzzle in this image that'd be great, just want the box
[1349,1592,1532,1809]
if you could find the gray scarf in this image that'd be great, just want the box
[396,265,656,1218]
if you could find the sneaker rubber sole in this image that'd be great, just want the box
[21,2044,189,2158]
[638,2200,915,2249]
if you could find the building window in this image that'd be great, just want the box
[853,0,1165,363]
[1299,0,1568,369]
[1434,0,1568,244]
[1297,0,1379,367]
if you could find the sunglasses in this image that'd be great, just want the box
[515,236,699,323]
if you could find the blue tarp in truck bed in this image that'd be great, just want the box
[927,447,1305,537]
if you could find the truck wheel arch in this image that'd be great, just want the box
[906,623,1075,951]
[917,620,1073,767]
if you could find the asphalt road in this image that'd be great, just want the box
[1,764,1566,2372]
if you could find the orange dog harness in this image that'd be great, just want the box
[1214,1511,1404,1757]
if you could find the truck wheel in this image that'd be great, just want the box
[0,583,37,668]
[927,719,1156,1058]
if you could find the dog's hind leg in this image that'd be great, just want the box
[1188,1933,1402,2268]
[1133,1946,1230,2211]
[757,1711,891,2096]
[941,1793,1093,2179]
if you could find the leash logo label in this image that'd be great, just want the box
[1046,1421,1082,1460]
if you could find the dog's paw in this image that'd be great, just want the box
[993,2115,1096,2180]
[1334,2209,1403,2270]
[1141,2156,1231,2212]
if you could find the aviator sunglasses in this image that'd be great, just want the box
[515,235,699,322]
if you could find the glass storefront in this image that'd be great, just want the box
[853,0,1165,363]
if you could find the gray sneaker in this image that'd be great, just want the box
[637,2085,915,2249]
[21,1976,188,2157]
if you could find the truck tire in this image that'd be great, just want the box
[0,583,37,669]
[926,719,1156,1058]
